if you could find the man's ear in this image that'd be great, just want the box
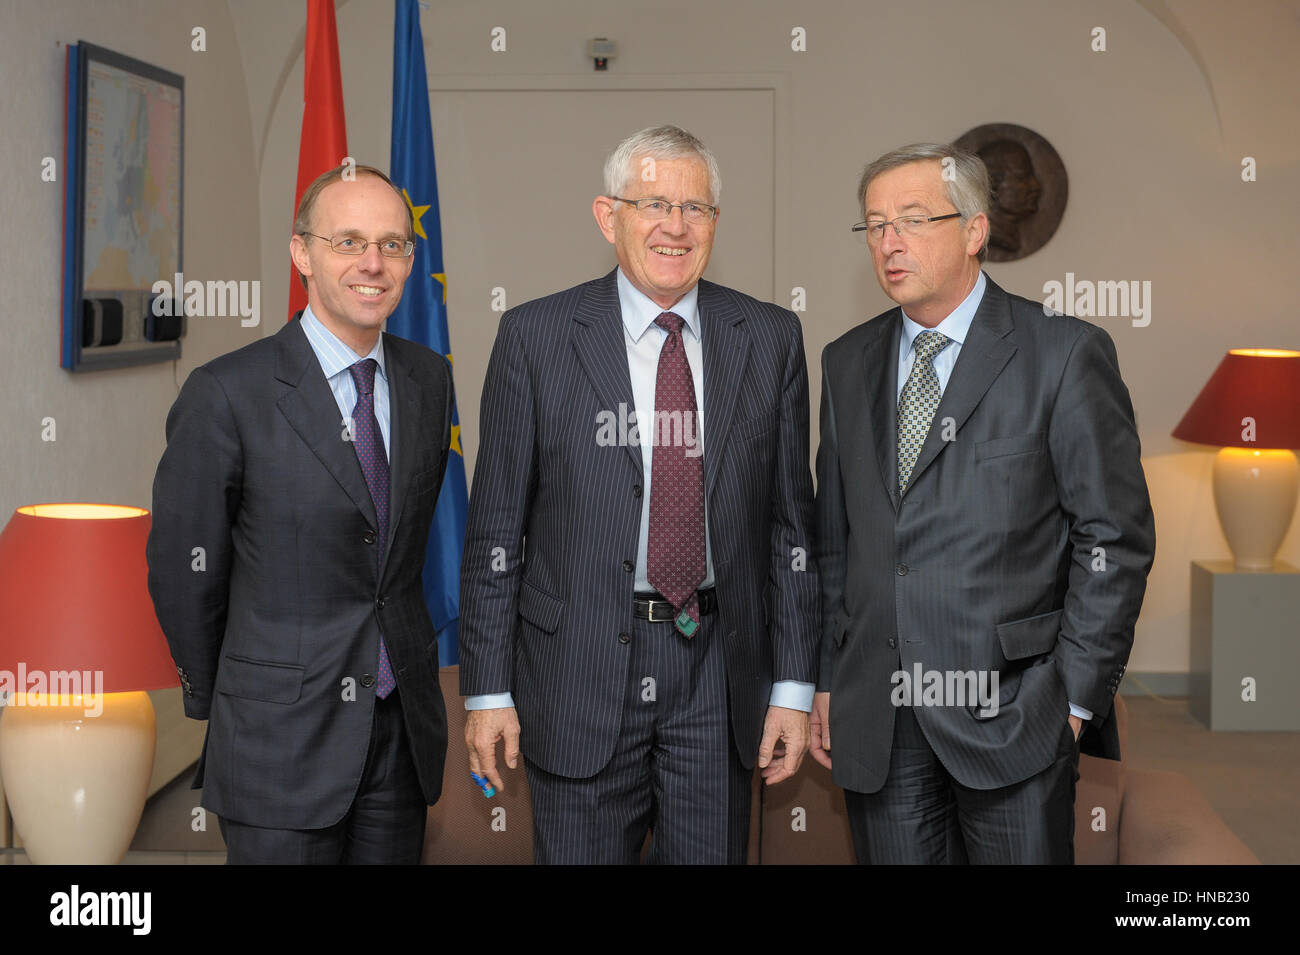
[592,196,617,245]
[289,233,313,281]
[965,212,989,258]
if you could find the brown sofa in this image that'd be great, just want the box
[423,668,1258,864]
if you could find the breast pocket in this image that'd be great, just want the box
[974,432,1045,461]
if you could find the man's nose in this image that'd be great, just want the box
[357,242,386,270]
[878,221,906,254]
[660,205,688,234]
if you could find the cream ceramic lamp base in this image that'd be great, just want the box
[1213,447,1300,571]
[0,690,155,864]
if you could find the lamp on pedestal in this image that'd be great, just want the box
[1173,349,1300,571]
[0,504,178,863]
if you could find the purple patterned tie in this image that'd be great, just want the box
[348,359,396,699]
[647,312,706,637]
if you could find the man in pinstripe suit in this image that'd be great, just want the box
[811,144,1155,863]
[460,126,820,864]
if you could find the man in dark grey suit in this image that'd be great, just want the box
[460,125,819,863]
[810,143,1155,863]
[147,165,453,863]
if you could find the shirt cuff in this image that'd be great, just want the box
[466,692,515,710]
[1068,702,1094,721]
[769,680,815,712]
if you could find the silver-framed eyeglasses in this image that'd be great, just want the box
[611,196,719,223]
[300,232,415,257]
[852,212,962,244]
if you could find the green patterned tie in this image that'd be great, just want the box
[897,330,952,494]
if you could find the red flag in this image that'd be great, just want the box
[288,0,348,321]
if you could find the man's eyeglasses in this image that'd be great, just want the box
[611,197,719,223]
[300,232,415,257]
[851,212,962,244]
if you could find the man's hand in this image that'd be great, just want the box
[1068,713,1083,741]
[757,705,809,785]
[809,691,832,770]
[465,706,521,793]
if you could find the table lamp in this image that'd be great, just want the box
[0,503,179,863]
[1172,349,1300,570]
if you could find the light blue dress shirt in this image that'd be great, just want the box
[466,270,813,713]
[299,305,390,456]
[895,272,1092,725]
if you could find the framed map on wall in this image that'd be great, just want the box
[61,41,184,372]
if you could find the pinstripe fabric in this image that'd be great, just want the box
[842,695,1079,863]
[460,269,819,858]
[524,614,750,864]
[815,275,1155,805]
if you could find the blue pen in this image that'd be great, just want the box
[470,772,496,798]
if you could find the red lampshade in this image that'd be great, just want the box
[1172,349,1300,449]
[0,504,179,693]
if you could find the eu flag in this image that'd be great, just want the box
[389,0,467,666]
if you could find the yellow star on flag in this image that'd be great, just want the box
[432,272,447,303]
[401,188,430,240]
[450,424,462,455]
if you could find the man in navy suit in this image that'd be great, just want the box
[460,126,820,863]
[147,165,453,864]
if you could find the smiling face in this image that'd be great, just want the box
[592,155,718,310]
[289,174,414,354]
[863,160,987,327]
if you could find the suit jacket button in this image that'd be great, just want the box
[363,530,377,545]
[361,673,376,688]
[896,563,909,576]
[622,559,634,573]
[618,632,631,644]
[632,484,643,498]
[887,637,897,648]
[376,596,386,610]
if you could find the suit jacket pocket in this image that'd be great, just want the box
[217,654,305,704]
[974,431,1045,461]
[996,608,1063,661]
[517,579,564,634]
[736,414,777,441]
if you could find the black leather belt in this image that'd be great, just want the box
[634,588,717,623]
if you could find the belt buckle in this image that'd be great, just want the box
[647,597,673,623]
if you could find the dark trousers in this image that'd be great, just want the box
[844,702,1079,864]
[218,688,427,864]
[524,612,753,864]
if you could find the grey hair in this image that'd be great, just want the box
[603,124,722,206]
[856,143,991,261]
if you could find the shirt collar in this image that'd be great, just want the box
[300,304,387,381]
[616,268,701,344]
[900,270,987,353]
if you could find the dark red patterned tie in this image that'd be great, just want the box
[348,359,396,698]
[647,312,706,637]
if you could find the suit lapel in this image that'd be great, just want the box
[698,281,750,500]
[903,277,1018,492]
[383,337,431,573]
[863,315,903,511]
[274,319,380,535]
[572,270,643,476]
